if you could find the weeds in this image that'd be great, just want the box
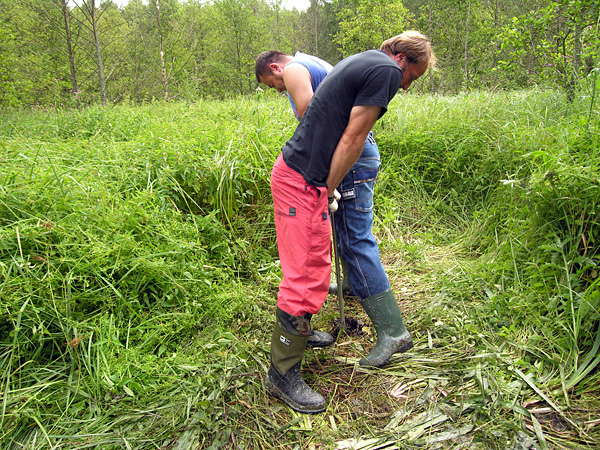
[1,90,599,448]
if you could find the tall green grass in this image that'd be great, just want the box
[1,86,599,448]
[377,87,599,409]
[1,97,289,448]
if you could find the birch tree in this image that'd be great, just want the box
[74,0,109,105]
[57,0,79,99]
[154,0,169,101]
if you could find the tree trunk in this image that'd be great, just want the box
[464,0,471,90]
[155,0,169,101]
[312,0,318,55]
[133,0,141,103]
[59,0,78,101]
[428,0,435,92]
[89,0,107,105]
[492,0,499,86]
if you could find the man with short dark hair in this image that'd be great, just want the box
[255,50,332,120]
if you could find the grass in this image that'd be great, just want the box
[1,86,599,448]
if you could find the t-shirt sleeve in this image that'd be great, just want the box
[354,65,403,116]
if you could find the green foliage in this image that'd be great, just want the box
[375,88,599,389]
[334,0,413,56]
[496,0,600,95]
[0,97,291,447]
[378,91,560,209]
[1,0,599,105]
[0,1,41,106]
[2,90,600,447]
[0,22,19,106]
[202,0,271,96]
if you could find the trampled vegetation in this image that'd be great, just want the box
[1,85,599,448]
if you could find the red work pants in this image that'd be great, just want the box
[271,154,331,316]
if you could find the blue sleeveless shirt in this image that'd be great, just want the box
[287,52,333,120]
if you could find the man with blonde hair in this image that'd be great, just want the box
[265,31,436,413]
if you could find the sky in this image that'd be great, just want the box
[280,0,311,10]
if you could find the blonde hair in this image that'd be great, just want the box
[380,30,438,69]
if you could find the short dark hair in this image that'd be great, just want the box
[255,50,289,83]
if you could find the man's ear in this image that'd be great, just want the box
[395,53,406,64]
[394,53,408,70]
[269,62,283,74]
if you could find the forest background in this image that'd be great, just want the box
[1,0,600,449]
[1,0,598,107]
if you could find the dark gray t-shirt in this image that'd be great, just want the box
[281,50,403,187]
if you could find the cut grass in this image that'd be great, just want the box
[1,89,599,448]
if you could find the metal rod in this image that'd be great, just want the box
[330,213,346,333]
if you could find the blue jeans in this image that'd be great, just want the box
[334,133,390,300]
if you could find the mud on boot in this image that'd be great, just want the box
[266,308,327,413]
[359,289,414,367]
[266,362,326,413]
[304,312,334,348]
[307,330,334,348]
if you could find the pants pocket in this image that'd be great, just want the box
[353,168,378,213]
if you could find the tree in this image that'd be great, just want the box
[121,0,144,102]
[497,0,600,97]
[299,0,341,64]
[154,0,169,101]
[2,0,596,104]
[22,0,81,102]
[334,0,413,56]
[57,0,79,98]
[0,18,19,105]
[408,0,521,92]
[203,0,271,96]
[0,0,86,106]
[118,0,204,102]
[72,0,110,105]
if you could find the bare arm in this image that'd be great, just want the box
[326,105,381,197]
[283,63,314,119]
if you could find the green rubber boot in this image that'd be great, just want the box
[359,289,413,367]
[275,307,334,348]
[265,308,326,413]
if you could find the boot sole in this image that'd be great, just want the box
[265,377,326,414]
[359,335,414,367]
[306,339,334,348]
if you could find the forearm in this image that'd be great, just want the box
[326,135,365,197]
[325,105,381,197]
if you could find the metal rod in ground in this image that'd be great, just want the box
[330,213,346,333]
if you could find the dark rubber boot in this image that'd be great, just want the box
[265,309,326,413]
[359,289,413,367]
[275,308,334,348]
[304,313,334,348]
[266,362,326,414]
[328,282,354,296]
[307,329,335,348]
